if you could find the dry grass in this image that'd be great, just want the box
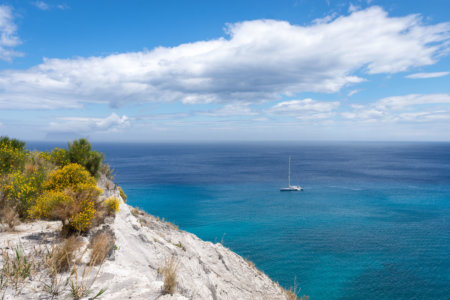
[0,245,34,293]
[283,277,309,300]
[49,236,83,273]
[0,206,19,231]
[90,231,114,266]
[105,180,115,191]
[161,256,178,295]
[69,260,105,299]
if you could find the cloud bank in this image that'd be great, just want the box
[0,6,22,61]
[47,113,130,134]
[0,6,449,110]
[406,71,449,79]
[342,94,450,122]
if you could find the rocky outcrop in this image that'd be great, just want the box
[0,188,292,299]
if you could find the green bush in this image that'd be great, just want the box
[49,147,70,167]
[67,138,104,178]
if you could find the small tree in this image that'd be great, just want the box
[67,138,104,178]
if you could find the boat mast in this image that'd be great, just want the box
[288,156,291,187]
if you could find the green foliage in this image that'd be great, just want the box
[0,136,27,175]
[67,138,104,178]
[49,147,70,167]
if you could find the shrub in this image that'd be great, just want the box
[99,163,114,180]
[90,232,114,265]
[70,196,96,232]
[0,136,26,175]
[104,197,120,216]
[29,163,102,233]
[118,186,127,202]
[43,163,96,192]
[28,190,74,220]
[62,184,102,233]
[1,170,45,218]
[49,148,70,167]
[67,138,104,178]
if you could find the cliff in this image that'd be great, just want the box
[0,181,294,299]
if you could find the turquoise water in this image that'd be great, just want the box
[29,142,450,299]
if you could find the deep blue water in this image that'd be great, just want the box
[28,142,450,299]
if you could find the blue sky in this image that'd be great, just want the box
[0,0,450,142]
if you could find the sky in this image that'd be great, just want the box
[0,0,449,142]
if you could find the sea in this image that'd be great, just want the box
[28,141,450,300]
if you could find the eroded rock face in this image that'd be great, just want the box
[0,187,290,300]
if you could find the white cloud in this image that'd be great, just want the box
[406,71,449,79]
[32,1,49,10]
[0,6,22,61]
[201,103,257,117]
[56,4,70,10]
[348,4,360,13]
[47,113,130,133]
[342,94,450,122]
[0,6,449,109]
[348,89,362,97]
[269,98,339,120]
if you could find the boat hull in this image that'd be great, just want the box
[280,186,303,191]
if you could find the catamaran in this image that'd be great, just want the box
[280,156,303,191]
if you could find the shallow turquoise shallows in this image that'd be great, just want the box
[29,142,450,299]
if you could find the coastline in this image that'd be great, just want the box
[0,177,297,299]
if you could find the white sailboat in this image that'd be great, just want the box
[280,156,303,191]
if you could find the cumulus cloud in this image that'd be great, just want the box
[342,94,450,122]
[0,6,22,61]
[47,113,130,133]
[406,71,449,79]
[269,98,339,120]
[0,6,449,109]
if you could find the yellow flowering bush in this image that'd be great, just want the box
[44,163,96,192]
[105,197,120,215]
[29,163,102,232]
[28,190,74,219]
[1,170,45,217]
[0,137,26,174]
[118,186,127,202]
[1,137,115,234]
